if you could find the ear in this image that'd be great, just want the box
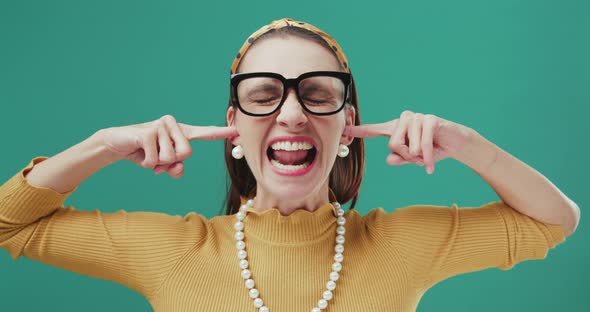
[226,106,240,145]
[340,105,355,145]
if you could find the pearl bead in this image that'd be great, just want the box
[337,208,344,216]
[326,280,336,291]
[334,253,343,263]
[234,221,244,231]
[332,262,342,272]
[334,202,341,209]
[249,288,259,299]
[312,308,320,312]
[245,278,255,289]
[246,199,254,206]
[232,145,244,159]
[336,226,345,235]
[337,144,349,157]
[337,216,346,225]
[336,235,345,244]
[254,298,263,308]
[236,211,246,220]
[241,269,251,279]
[323,290,333,300]
[260,307,269,312]
[236,241,245,250]
[329,271,339,281]
[239,259,249,269]
[335,243,344,253]
[235,231,244,241]
[318,299,328,309]
[237,250,247,259]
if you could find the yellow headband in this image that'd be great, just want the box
[230,17,351,75]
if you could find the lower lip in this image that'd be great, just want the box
[267,152,317,177]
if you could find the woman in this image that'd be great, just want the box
[0,18,580,312]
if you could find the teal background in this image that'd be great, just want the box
[1,0,587,311]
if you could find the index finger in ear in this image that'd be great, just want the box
[344,121,393,138]
[180,124,239,141]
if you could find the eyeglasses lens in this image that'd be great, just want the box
[236,76,345,115]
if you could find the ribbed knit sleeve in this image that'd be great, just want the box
[368,201,566,292]
[0,157,208,299]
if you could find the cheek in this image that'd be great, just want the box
[236,119,272,158]
[316,124,345,161]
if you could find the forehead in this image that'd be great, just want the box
[236,36,343,78]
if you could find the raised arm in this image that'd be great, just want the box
[345,110,580,237]
[0,114,238,299]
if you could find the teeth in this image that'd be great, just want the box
[270,141,313,151]
[270,159,311,171]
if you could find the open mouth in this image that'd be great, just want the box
[266,142,318,171]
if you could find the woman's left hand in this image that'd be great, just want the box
[344,110,475,174]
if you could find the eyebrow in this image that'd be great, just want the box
[300,82,334,93]
[247,83,282,93]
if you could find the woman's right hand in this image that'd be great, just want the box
[98,114,238,178]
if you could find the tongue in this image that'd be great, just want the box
[271,150,309,165]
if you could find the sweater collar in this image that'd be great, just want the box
[237,189,340,244]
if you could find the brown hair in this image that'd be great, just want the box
[222,26,365,215]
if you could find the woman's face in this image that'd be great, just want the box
[227,36,354,203]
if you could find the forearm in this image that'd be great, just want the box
[25,130,121,194]
[452,129,580,237]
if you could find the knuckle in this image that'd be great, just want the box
[401,110,413,118]
[413,113,423,120]
[150,121,163,133]
[176,147,192,160]
[389,140,404,151]
[424,114,438,124]
[159,153,176,163]
[142,159,157,168]
[161,114,176,123]
[388,140,397,150]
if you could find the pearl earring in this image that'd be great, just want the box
[232,145,244,159]
[337,144,349,158]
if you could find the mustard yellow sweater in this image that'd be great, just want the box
[0,157,566,311]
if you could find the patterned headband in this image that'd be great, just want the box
[230,17,351,75]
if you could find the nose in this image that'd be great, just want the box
[276,89,308,130]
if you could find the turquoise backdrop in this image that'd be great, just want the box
[1,0,587,311]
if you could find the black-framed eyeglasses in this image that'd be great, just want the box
[230,71,352,117]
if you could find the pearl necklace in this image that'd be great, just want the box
[234,197,347,312]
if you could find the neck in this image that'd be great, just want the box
[251,183,331,216]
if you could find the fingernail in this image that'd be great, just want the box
[426,166,433,174]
